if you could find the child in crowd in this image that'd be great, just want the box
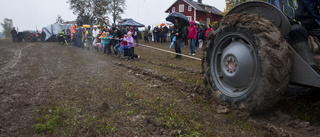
[127,32,140,61]
[120,35,128,58]
[95,30,102,52]
[99,32,106,52]
[102,32,112,54]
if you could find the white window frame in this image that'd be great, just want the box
[207,18,210,23]
[179,4,184,12]
[188,6,192,11]
[172,7,175,13]
[186,16,192,21]
[205,6,212,12]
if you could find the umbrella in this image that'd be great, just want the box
[169,36,176,49]
[165,12,190,26]
[152,20,174,27]
[118,19,145,27]
[159,23,167,26]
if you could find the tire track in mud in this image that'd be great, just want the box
[114,61,320,136]
[1,44,33,72]
[146,61,202,75]
[114,62,208,96]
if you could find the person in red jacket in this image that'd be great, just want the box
[187,21,197,55]
[205,25,212,38]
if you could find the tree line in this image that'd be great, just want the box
[67,0,126,26]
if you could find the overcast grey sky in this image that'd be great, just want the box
[0,0,226,32]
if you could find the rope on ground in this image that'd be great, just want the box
[109,38,202,61]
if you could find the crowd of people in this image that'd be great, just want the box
[11,20,214,60]
[148,21,213,57]
[59,23,141,61]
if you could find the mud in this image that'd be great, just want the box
[0,39,319,136]
[204,13,292,113]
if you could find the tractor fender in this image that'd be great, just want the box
[226,1,290,36]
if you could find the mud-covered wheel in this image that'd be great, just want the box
[203,13,292,113]
[24,34,33,42]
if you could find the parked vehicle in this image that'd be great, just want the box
[15,30,41,42]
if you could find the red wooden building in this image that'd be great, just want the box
[165,0,223,24]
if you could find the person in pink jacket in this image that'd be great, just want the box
[187,21,197,55]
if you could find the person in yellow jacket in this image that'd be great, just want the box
[81,28,88,48]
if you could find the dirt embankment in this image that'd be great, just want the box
[0,40,319,136]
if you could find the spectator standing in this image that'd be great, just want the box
[11,27,17,42]
[153,27,158,43]
[197,24,203,47]
[169,26,174,41]
[163,26,169,43]
[183,26,189,46]
[66,29,71,44]
[86,30,93,50]
[143,27,149,42]
[134,27,141,45]
[187,21,197,55]
[201,22,208,43]
[82,28,88,48]
[173,18,183,59]
[148,25,151,32]
[205,25,212,39]
[159,27,165,43]
[41,30,46,42]
[71,26,75,46]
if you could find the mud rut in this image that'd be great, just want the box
[0,40,319,136]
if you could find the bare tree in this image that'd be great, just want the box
[1,18,13,38]
[109,0,126,24]
[68,0,111,26]
[55,15,64,24]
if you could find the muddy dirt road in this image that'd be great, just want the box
[0,40,319,136]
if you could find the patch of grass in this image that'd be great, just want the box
[33,107,66,134]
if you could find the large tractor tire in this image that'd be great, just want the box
[24,34,33,42]
[202,13,292,113]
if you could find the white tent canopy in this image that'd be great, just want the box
[42,24,74,41]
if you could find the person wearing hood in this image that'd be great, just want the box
[92,25,99,46]
[188,21,197,55]
[100,32,112,54]
[71,26,75,45]
[127,31,140,61]
[205,25,212,38]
